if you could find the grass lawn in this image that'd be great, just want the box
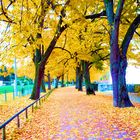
[0,85,34,94]
[0,85,34,104]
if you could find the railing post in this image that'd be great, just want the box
[36,101,38,107]
[32,105,34,112]
[25,109,28,119]
[17,115,20,128]
[39,99,41,105]
[2,126,6,140]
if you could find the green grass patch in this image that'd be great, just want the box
[0,85,34,94]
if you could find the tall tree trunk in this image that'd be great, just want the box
[30,48,44,99]
[78,63,83,91]
[118,57,133,107]
[109,22,121,106]
[78,72,83,91]
[117,15,140,107]
[75,66,80,89]
[66,74,68,86]
[55,76,60,88]
[61,74,65,87]
[30,26,67,99]
[103,0,134,107]
[54,78,58,88]
[75,65,83,91]
[48,72,51,90]
[29,0,69,100]
[82,60,95,95]
[110,43,120,107]
[30,63,45,99]
[111,54,133,107]
[41,78,46,92]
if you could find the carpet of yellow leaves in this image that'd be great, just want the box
[0,92,46,139]
[1,87,140,139]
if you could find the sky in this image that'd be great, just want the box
[107,66,140,84]
[126,66,140,84]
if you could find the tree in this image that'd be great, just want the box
[65,16,109,94]
[0,0,108,99]
[1,0,139,106]
[45,46,74,88]
[30,0,71,99]
[103,0,140,107]
[0,0,71,99]
[47,71,51,90]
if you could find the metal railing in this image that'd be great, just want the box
[0,89,53,140]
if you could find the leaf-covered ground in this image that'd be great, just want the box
[0,92,46,139]
[1,87,140,139]
[0,95,32,123]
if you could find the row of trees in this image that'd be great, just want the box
[0,0,140,107]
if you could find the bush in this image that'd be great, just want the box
[134,85,140,93]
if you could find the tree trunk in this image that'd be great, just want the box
[41,78,46,92]
[30,28,66,100]
[30,63,45,100]
[110,30,133,107]
[75,66,80,89]
[66,74,68,86]
[75,65,83,91]
[118,57,133,107]
[103,0,134,107]
[110,33,120,107]
[84,68,92,95]
[61,74,65,87]
[82,60,95,95]
[48,72,51,90]
[55,78,58,88]
[109,17,133,107]
[78,72,83,91]
[117,15,140,107]
[55,77,60,88]
[29,1,69,100]
[111,55,133,107]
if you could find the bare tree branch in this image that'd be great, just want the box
[54,46,73,58]
[6,0,16,9]
[122,15,140,56]
[0,0,15,23]
[85,10,106,21]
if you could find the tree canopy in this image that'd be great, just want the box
[0,0,140,107]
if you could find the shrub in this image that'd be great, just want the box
[134,84,140,93]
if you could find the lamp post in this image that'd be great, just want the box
[14,57,18,96]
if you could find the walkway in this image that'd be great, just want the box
[11,87,140,139]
